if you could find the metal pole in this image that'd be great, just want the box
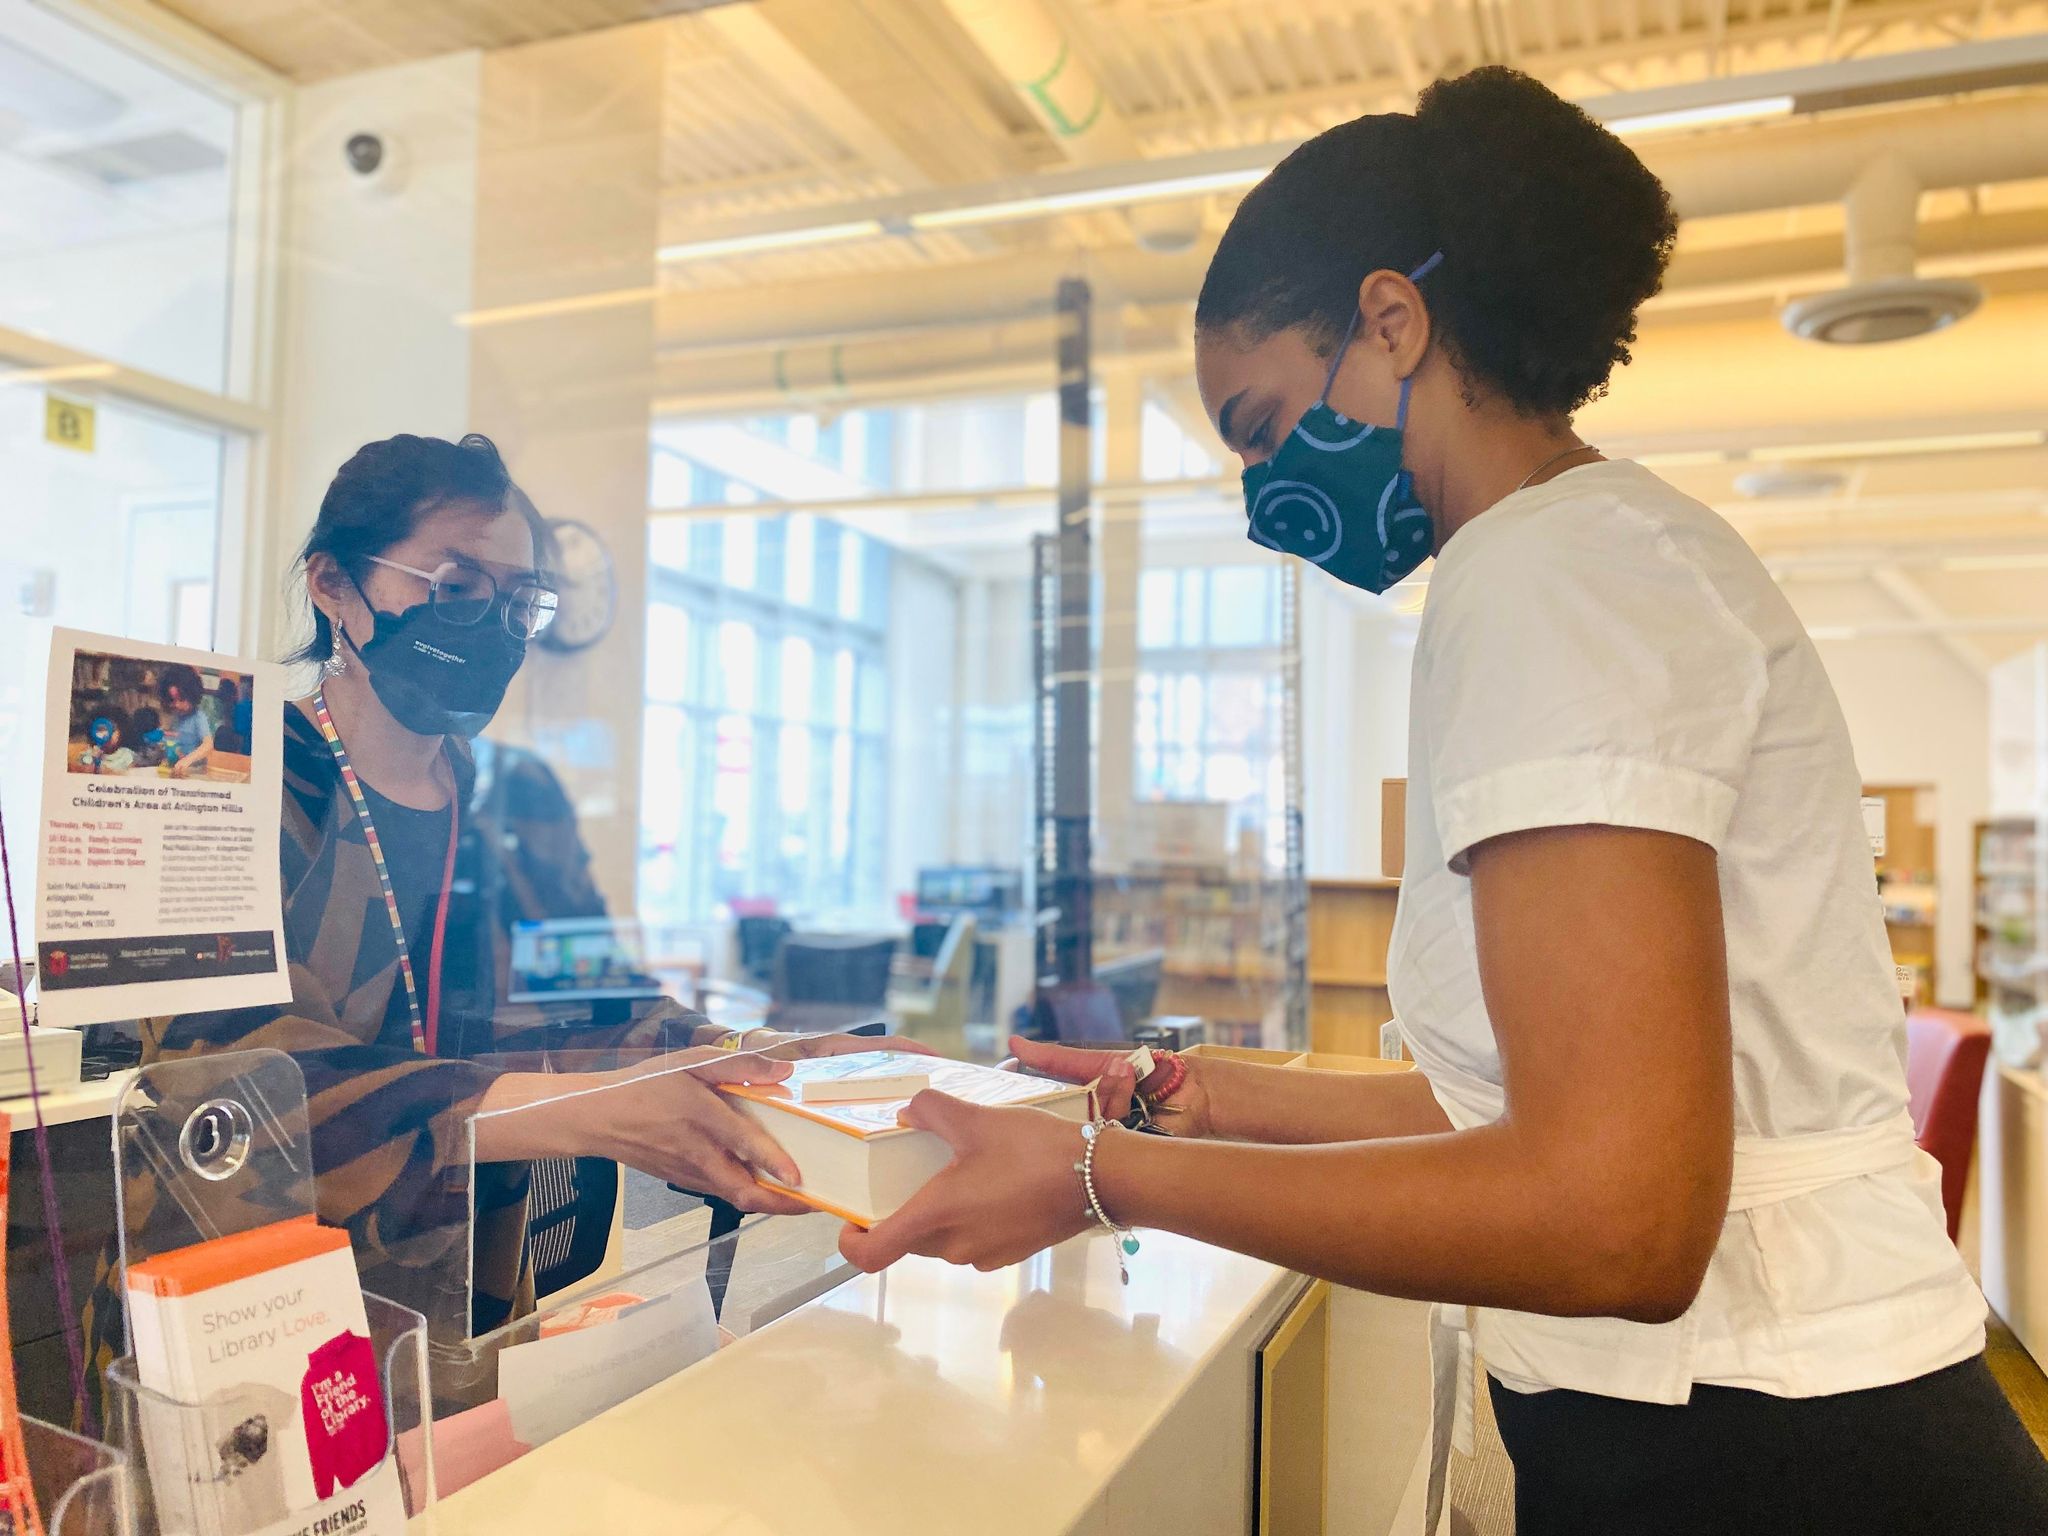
[1052,277,1094,986]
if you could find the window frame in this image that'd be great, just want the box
[640,526,890,924]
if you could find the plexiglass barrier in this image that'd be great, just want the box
[20,1415,131,1536]
[431,1054,861,1494]
[109,1050,435,1533]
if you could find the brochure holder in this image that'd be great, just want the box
[18,1415,129,1535]
[104,1050,435,1532]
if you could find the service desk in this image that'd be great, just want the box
[413,1229,1433,1535]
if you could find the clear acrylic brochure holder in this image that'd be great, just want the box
[104,1049,434,1534]
[428,1052,860,1493]
[18,1415,130,1535]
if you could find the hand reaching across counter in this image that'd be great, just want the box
[476,1050,816,1216]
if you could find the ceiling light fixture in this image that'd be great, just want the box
[1604,95,1795,138]
[0,361,116,388]
[1938,552,2048,573]
[1632,449,1734,468]
[455,286,661,328]
[657,220,884,264]
[908,167,1269,231]
[1772,429,2047,460]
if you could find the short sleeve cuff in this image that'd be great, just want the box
[1436,755,1739,875]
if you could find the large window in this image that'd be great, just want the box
[0,0,239,392]
[639,503,890,924]
[1134,564,1287,863]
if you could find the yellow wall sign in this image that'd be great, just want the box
[44,394,95,453]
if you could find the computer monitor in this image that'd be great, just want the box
[914,865,1024,921]
[507,918,666,1004]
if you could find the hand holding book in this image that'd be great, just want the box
[835,1087,1103,1275]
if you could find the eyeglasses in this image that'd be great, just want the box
[366,555,560,640]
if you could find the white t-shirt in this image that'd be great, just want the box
[1388,459,1985,1402]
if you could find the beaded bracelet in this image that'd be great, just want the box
[1076,1115,1140,1284]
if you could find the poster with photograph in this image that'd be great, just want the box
[33,628,290,1027]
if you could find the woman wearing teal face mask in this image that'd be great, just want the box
[835,67,2048,1533]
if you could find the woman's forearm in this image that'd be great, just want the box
[471,1070,610,1162]
[1198,1057,1453,1143]
[1096,1122,1709,1324]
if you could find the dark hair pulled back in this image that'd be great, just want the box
[1195,67,1677,417]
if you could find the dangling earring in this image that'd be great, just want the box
[321,624,348,680]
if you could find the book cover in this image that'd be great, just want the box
[722,1051,1086,1136]
[125,1215,405,1536]
[720,1052,1089,1227]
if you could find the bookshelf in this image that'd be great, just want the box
[1094,865,1293,1049]
[1864,783,1937,1007]
[1307,878,1399,1058]
[1976,817,2044,1032]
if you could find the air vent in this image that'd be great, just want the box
[40,130,226,186]
[1782,277,1982,346]
[0,37,121,134]
[1781,157,1985,346]
[1733,467,1849,499]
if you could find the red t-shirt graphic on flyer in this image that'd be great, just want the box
[300,1330,387,1499]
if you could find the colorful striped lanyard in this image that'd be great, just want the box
[313,691,459,1055]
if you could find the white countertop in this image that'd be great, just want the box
[415,1230,1295,1535]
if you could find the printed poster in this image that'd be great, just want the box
[33,628,289,1027]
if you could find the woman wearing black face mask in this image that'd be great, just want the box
[91,433,922,1403]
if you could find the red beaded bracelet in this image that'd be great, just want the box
[1140,1050,1187,1105]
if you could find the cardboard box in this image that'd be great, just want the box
[1381,779,1406,878]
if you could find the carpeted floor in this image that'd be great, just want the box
[1446,1372,1516,1536]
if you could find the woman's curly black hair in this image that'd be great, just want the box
[1196,67,1677,419]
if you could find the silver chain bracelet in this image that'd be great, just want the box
[1076,1118,1140,1284]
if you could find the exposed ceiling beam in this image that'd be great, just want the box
[1114,1,2033,143]
[1869,563,1993,675]
[698,4,935,192]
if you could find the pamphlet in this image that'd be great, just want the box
[33,629,289,1027]
[125,1216,404,1536]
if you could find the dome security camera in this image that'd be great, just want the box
[344,133,383,176]
[343,131,404,195]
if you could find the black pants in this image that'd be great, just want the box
[1489,1355,2048,1535]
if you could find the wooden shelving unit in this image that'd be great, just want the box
[1307,877,1399,1058]
[1865,783,1938,1007]
[1976,816,2043,1028]
[1094,865,1291,1049]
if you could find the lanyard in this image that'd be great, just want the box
[312,692,459,1055]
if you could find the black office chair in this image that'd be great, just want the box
[769,933,897,1034]
[735,916,792,989]
[527,1155,619,1300]
[1095,949,1166,1036]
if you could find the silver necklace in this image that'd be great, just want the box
[1515,443,1598,493]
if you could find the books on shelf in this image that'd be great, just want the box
[125,1215,404,1536]
[721,1052,1088,1229]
